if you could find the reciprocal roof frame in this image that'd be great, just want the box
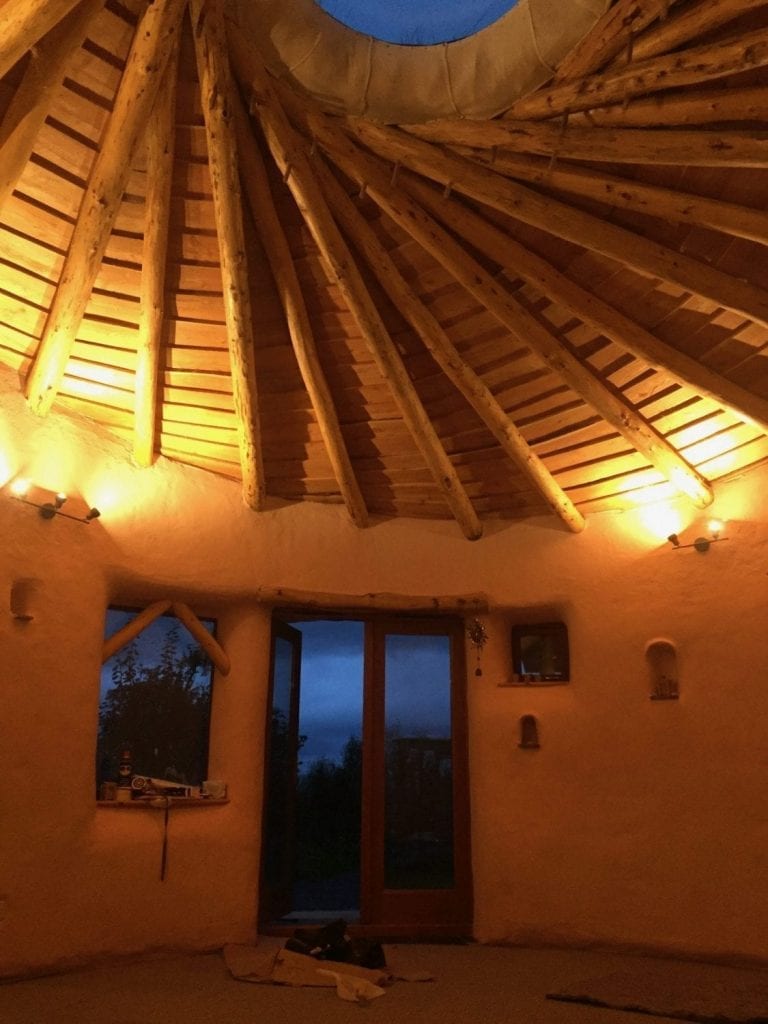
[1,0,767,541]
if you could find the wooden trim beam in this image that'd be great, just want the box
[0,0,105,216]
[300,117,714,509]
[313,154,586,533]
[345,120,768,330]
[404,172,768,435]
[231,91,369,528]
[0,0,85,81]
[171,602,231,677]
[134,42,178,469]
[230,39,483,540]
[190,0,264,510]
[510,26,768,120]
[255,588,490,612]
[405,120,768,169]
[102,600,172,662]
[24,0,186,417]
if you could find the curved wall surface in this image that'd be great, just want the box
[2,368,768,974]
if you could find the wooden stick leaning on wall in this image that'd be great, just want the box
[102,600,172,663]
[171,602,231,677]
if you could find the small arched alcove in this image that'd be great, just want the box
[646,639,679,701]
[518,714,540,749]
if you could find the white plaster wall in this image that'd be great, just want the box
[1,369,767,974]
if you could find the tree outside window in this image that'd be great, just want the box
[97,608,216,794]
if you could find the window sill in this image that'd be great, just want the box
[97,798,229,809]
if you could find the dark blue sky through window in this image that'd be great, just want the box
[315,0,519,45]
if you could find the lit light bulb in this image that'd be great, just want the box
[10,477,31,496]
[708,518,724,539]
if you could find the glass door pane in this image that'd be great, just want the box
[384,634,454,889]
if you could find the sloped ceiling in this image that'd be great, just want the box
[0,0,767,540]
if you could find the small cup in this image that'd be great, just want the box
[202,780,227,800]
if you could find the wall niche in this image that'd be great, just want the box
[646,638,679,700]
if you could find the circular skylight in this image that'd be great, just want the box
[315,0,519,45]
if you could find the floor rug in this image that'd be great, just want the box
[547,962,768,1023]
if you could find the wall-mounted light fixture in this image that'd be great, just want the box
[667,519,725,554]
[7,478,100,523]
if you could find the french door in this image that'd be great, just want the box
[261,614,472,936]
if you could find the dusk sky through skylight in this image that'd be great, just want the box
[315,0,518,45]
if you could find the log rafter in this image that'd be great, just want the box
[312,153,586,533]
[0,0,105,217]
[231,89,370,528]
[0,0,87,82]
[190,0,264,510]
[134,41,178,469]
[404,120,768,169]
[401,173,768,435]
[510,26,768,121]
[292,110,715,509]
[344,119,768,331]
[460,147,768,246]
[24,0,186,417]
[230,39,483,540]
[553,0,683,81]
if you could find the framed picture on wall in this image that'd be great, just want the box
[510,622,569,684]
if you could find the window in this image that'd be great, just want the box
[96,607,216,795]
[511,621,569,684]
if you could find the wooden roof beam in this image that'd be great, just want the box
[231,92,369,529]
[301,117,714,509]
[554,0,682,81]
[0,0,88,81]
[404,173,768,435]
[405,120,768,169]
[134,42,178,469]
[229,43,483,540]
[616,0,768,65]
[190,0,264,510]
[0,0,105,217]
[346,120,768,330]
[510,25,768,120]
[24,0,186,417]
[568,85,768,128]
[313,155,585,533]
[462,147,768,246]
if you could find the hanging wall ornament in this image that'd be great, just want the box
[467,618,489,677]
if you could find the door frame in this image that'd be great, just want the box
[260,608,473,939]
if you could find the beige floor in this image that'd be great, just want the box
[0,943,699,1024]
